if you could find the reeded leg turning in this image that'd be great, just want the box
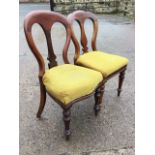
[94,83,105,116]
[36,78,46,118]
[63,108,71,140]
[117,69,126,96]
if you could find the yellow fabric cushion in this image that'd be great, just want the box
[43,64,103,105]
[76,51,129,77]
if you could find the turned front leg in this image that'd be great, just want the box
[117,69,126,96]
[63,108,71,140]
[94,83,105,116]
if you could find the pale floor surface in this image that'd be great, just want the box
[19,3,135,155]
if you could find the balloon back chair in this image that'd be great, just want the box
[24,10,104,140]
[67,10,129,98]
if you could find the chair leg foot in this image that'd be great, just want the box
[63,108,71,140]
[117,69,126,97]
[94,83,105,116]
[36,79,46,118]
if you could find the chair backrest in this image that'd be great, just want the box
[67,10,98,54]
[24,10,80,78]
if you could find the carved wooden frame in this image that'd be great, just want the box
[67,10,127,98]
[24,10,104,140]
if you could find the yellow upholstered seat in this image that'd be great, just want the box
[43,64,103,105]
[76,51,129,77]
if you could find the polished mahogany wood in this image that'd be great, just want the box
[24,10,103,140]
[67,10,127,98]
[36,76,46,118]
[117,68,126,96]
[63,108,71,140]
[94,82,105,116]
[67,10,98,53]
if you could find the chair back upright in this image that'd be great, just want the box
[24,10,80,78]
[67,10,99,56]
